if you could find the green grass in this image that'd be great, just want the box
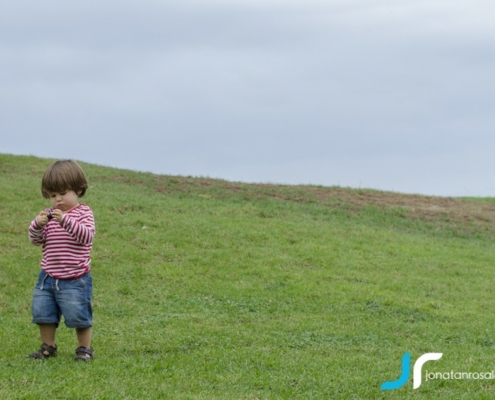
[1,153,495,399]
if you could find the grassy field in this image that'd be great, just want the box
[1,153,495,399]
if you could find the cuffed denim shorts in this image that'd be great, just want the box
[32,270,93,329]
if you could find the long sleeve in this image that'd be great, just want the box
[28,219,45,246]
[61,210,95,245]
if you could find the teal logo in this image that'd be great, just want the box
[381,352,443,390]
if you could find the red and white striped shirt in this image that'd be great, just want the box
[29,204,95,279]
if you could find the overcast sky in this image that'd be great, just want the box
[2,0,494,197]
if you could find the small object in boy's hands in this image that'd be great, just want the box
[47,214,54,220]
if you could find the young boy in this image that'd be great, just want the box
[28,160,96,361]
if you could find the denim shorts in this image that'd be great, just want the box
[32,270,93,329]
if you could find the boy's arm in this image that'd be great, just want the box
[28,219,46,246]
[60,211,95,245]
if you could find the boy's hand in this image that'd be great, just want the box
[35,209,64,227]
[35,211,50,227]
[51,209,64,223]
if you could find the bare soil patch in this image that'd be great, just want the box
[115,171,495,235]
[166,175,493,223]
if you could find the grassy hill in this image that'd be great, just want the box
[1,153,495,399]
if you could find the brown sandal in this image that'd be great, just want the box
[30,343,57,359]
[75,346,94,361]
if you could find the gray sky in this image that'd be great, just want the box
[2,0,495,197]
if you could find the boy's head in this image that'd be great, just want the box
[41,160,89,199]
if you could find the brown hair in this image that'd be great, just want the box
[41,160,89,198]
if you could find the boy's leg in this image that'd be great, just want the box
[32,271,61,355]
[76,327,92,348]
[55,273,94,359]
[30,323,58,358]
[75,327,93,361]
[39,323,57,347]
[56,273,93,335]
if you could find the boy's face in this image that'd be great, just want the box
[47,190,80,212]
